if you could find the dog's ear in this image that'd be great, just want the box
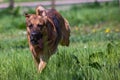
[36,6,46,17]
[24,13,31,18]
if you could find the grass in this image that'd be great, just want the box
[0,5,120,80]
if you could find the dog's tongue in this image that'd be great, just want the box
[38,39,43,49]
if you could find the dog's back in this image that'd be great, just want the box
[46,9,70,46]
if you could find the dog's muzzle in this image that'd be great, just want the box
[30,31,43,45]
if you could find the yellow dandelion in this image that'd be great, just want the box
[75,27,79,31]
[105,28,110,33]
[92,29,96,33]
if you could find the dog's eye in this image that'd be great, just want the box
[29,24,33,29]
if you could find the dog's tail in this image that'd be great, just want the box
[60,18,71,46]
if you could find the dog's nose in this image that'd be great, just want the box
[31,32,42,38]
[30,32,38,44]
[31,32,38,37]
[30,31,43,45]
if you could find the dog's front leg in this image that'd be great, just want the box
[38,58,47,73]
[31,49,40,71]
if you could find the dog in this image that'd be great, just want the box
[25,5,70,72]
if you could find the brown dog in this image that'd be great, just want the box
[25,5,70,72]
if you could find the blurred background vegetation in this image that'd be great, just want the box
[0,0,120,80]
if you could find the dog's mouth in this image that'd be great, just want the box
[30,38,43,49]
[30,33,43,49]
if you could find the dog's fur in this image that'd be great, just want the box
[25,6,70,72]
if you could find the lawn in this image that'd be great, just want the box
[0,4,120,80]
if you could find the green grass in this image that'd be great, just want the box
[0,5,120,80]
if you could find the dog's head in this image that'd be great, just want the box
[25,6,57,49]
[25,13,47,48]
